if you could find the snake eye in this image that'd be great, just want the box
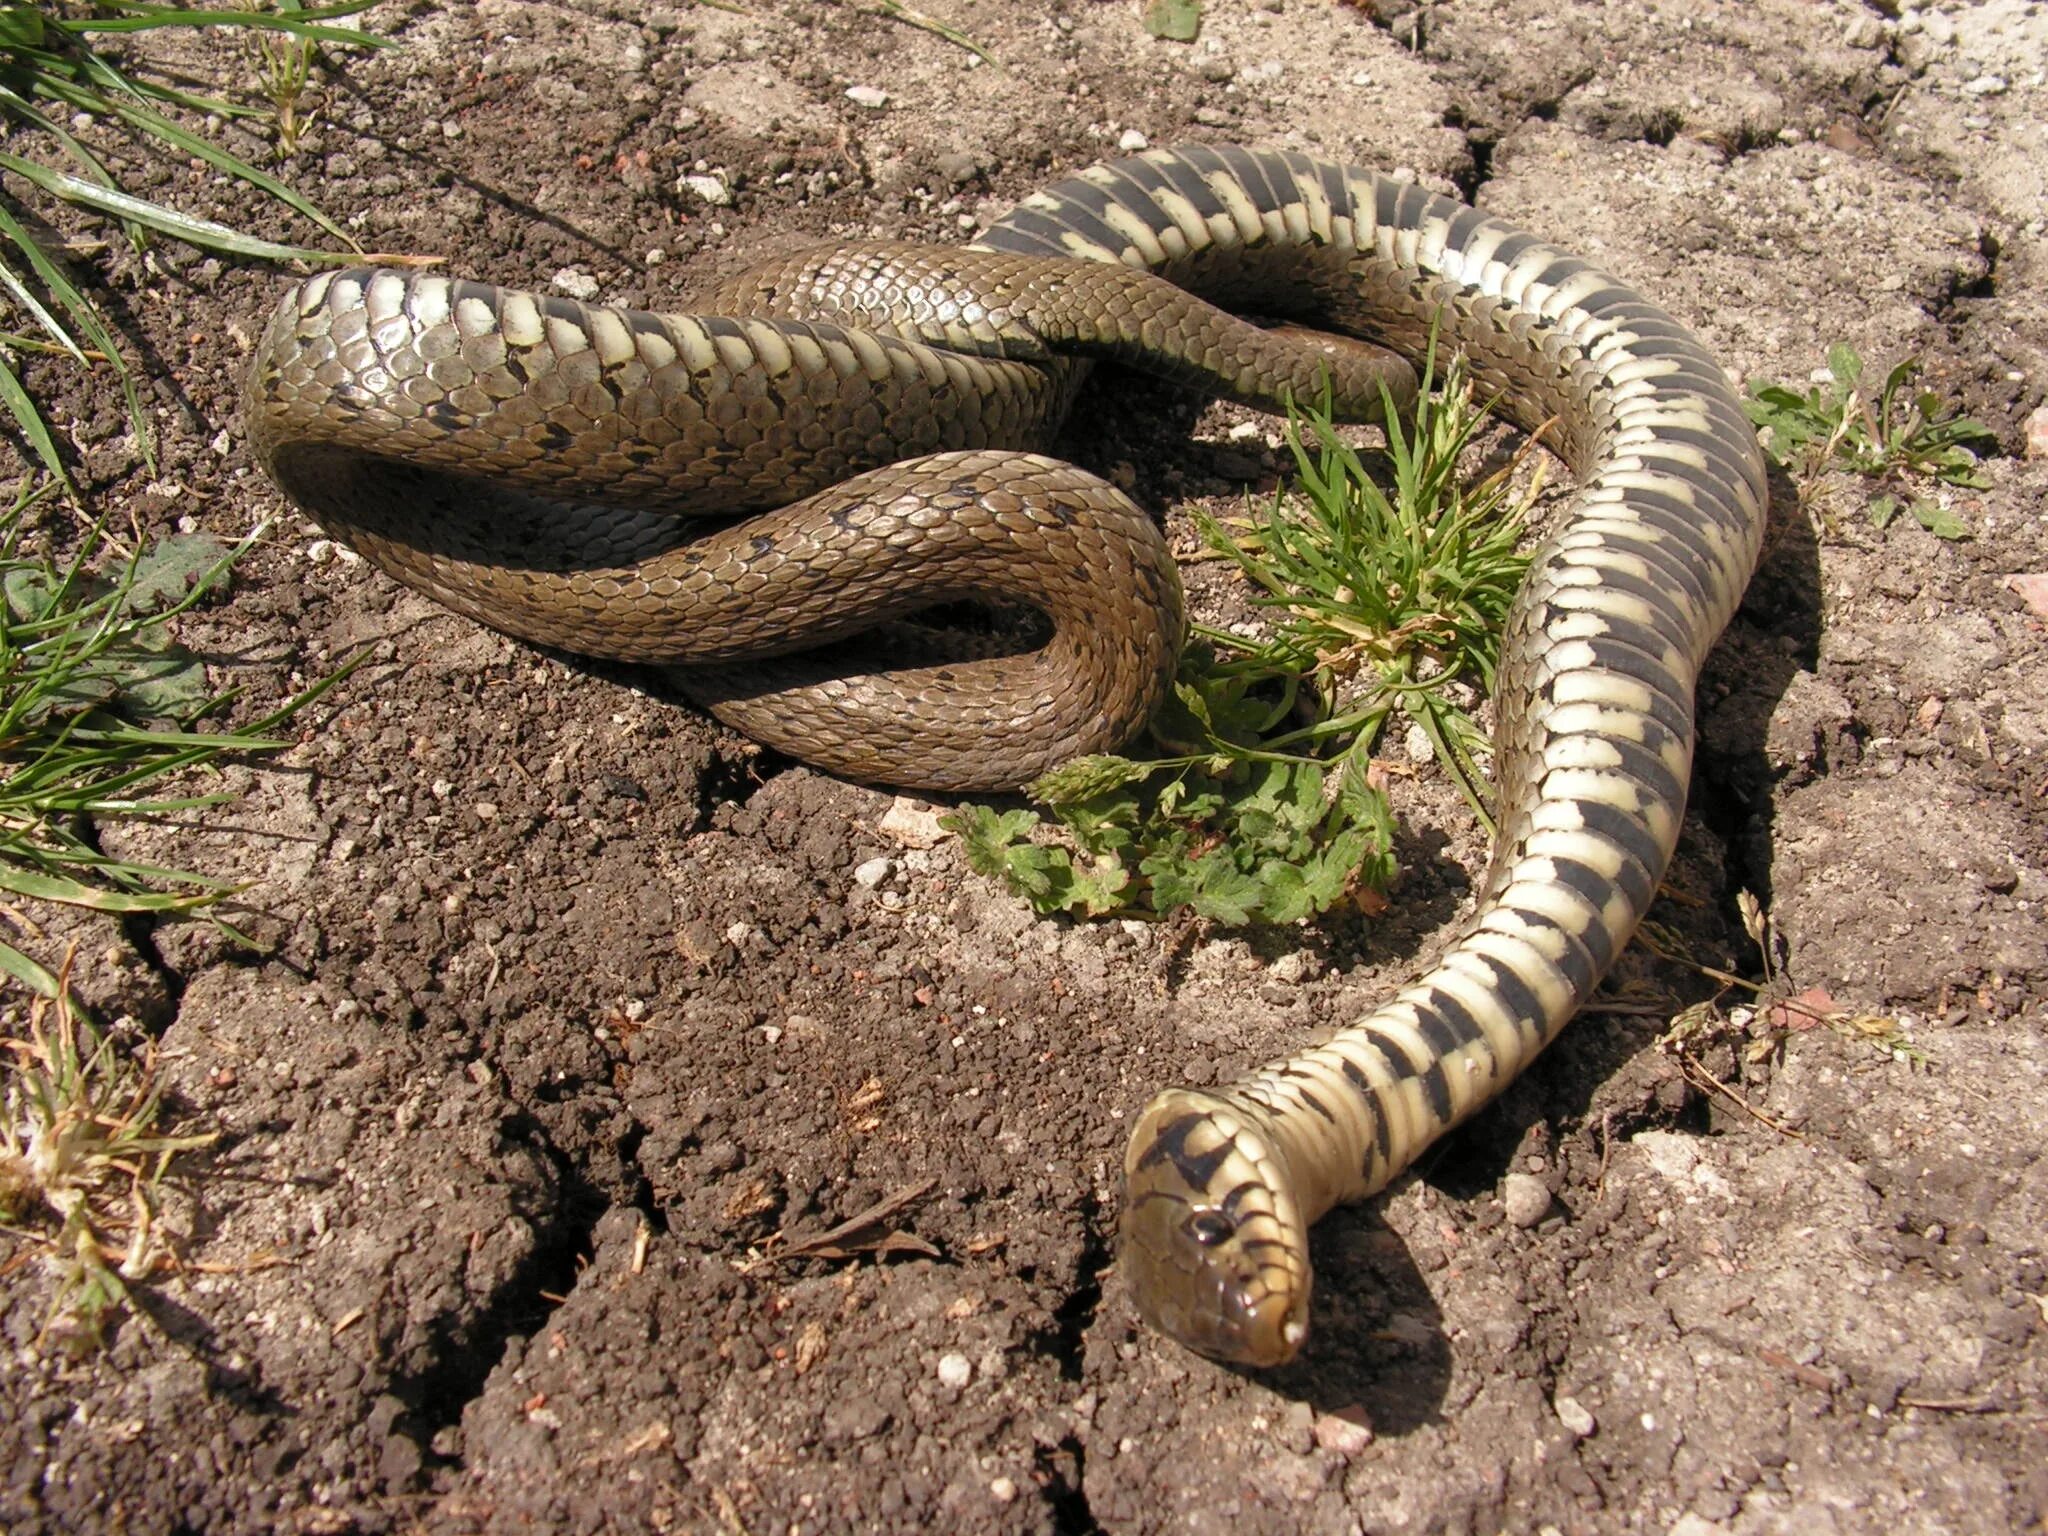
[1186,1209,1237,1248]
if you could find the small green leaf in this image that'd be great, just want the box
[1057,797,1138,858]
[940,804,1039,880]
[126,533,236,612]
[1143,0,1200,42]
[1140,845,1199,914]
[1061,856,1132,917]
[1169,678,1215,733]
[1869,493,1901,530]
[1187,854,1261,926]
[1908,499,1968,540]
[1253,861,1316,925]
[1000,842,1069,906]
[1826,343,1864,391]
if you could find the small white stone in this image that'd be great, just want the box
[2024,404,2048,460]
[1268,951,1310,985]
[550,268,601,301]
[879,797,948,848]
[1553,1393,1596,1438]
[845,85,889,109]
[1502,1172,1553,1229]
[989,1476,1018,1504]
[1403,721,1435,762]
[1634,1130,1701,1180]
[1962,74,2008,96]
[1312,1408,1373,1456]
[680,172,731,205]
[853,856,895,889]
[936,1352,973,1388]
[1118,128,1150,151]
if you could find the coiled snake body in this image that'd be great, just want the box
[249,145,1767,1365]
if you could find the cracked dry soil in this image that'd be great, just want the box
[3,1,2046,1533]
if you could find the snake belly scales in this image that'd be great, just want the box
[248,144,1767,1366]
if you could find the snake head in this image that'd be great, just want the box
[1119,1088,1311,1367]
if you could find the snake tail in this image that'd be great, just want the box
[970,145,1767,1365]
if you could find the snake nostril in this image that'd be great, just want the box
[1186,1209,1237,1248]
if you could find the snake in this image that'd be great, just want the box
[246,144,1768,1367]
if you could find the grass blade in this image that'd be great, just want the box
[0,348,72,483]
[0,150,351,261]
[0,938,64,999]
[0,865,226,911]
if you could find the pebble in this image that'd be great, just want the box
[989,1476,1018,1504]
[935,150,982,186]
[880,798,948,848]
[1268,951,1311,985]
[1403,721,1435,763]
[1842,12,1886,49]
[679,172,731,205]
[1503,1172,1553,1229]
[845,85,889,109]
[853,856,894,889]
[1118,128,1150,151]
[936,1352,973,1388]
[1963,74,2008,96]
[1553,1393,1597,1438]
[2023,403,2048,460]
[1277,1399,1315,1453]
[550,268,601,301]
[1312,1405,1374,1456]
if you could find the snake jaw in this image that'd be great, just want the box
[1119,1089,1312,1367]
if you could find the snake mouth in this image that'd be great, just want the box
[1120,1193,1309,1367]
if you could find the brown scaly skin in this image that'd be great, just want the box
[247,237,1409,791]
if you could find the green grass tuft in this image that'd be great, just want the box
[0,0,388,481]
[1745,344,1997,540]
[1,950,216,1356]
[0,480,358,994]
[945,351,1542,925]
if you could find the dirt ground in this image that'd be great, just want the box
[3,0,2046,1532]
